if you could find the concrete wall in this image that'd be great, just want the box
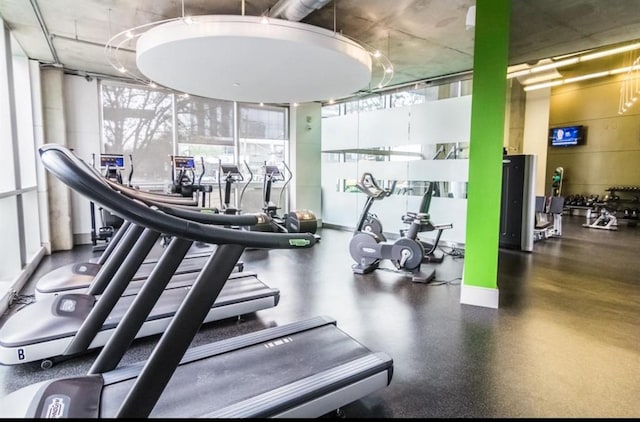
[547,74,640,198]
[41,68,74,251]
[63,74,101,244]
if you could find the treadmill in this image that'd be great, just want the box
[34,186,243,299]
[0,143,393,418]
[0,191,279,368]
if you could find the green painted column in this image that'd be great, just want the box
[461,0,510,308]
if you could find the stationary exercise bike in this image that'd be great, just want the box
[352,172,392,242]
[349,172,436,283]
[398,182,453,264]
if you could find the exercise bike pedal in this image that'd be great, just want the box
[351,261,379,275]
[421,249,444,263]
[410,268,436,283]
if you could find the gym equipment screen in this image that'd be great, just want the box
[174,156,195,169]
[548,125,585,147]
[100,154,125,169]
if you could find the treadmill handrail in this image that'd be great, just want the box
[39,144,316,250]
[103,178,263,227]
[116,187,198,206]
[87,158,198,206]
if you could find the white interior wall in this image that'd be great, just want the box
[289,103,322,221]
[63,74,101,244]
[522,87,551,196]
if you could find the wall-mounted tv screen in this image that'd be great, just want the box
[548,125,585,147]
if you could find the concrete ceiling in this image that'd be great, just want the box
[2,0,640,99]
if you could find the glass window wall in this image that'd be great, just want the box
[100,81,290,213]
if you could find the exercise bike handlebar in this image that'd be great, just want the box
[356,172,396,199]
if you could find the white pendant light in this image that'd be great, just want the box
[134,15,374,103]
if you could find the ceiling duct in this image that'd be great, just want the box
[267,0,332,22]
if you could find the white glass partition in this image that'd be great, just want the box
[320,77,472,245]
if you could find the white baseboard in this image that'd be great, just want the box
[460,283,499,309]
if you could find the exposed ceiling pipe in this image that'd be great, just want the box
[29,0,60,65]
[267,0,332,22]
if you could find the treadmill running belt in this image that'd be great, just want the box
[99,323,391,417]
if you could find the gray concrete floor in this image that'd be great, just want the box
[0,215,638,418]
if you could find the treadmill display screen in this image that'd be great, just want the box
[265,165,281,176]
[174,156,195,169]
[221,164,241,175]
[100,154,125,170]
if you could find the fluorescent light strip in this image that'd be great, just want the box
[529,57,579,73]
[523,80,563,91]
[580,42,640,61]
[508,42,640,79]
[523,66,638,91]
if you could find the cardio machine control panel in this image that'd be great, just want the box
[173,156,196,169]
[100,154,125,170]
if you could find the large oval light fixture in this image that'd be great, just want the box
[135,15,373,103]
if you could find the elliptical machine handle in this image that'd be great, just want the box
[128,154,134,187]
[198,157,205,186]
[238,160,253,211]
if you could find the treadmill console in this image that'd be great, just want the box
[100,154,125,170]
[220,164,243,181]
[264,165,284,180]
[173,156,196,169]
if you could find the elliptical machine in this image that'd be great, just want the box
[217,159,251,215]
[349,172,436,283]
[169,155,211,207]
[262,161,320,238]
[90,153,125,252]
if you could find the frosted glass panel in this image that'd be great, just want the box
[22,190,41,259]
[0,197,21,281]
[321,85,472,245]
[322,191,360,227]
[356,160,408,181]
[409,96,472,144]
[358,107,410,148]
[321,114,358,150]
[407,159,469,182]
